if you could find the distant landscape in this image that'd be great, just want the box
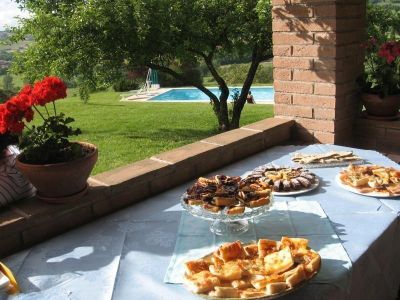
[0,30,31,93]
[0,28,273,95]
[0,30,32,52]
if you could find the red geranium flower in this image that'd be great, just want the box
[0,76,67,134]
[32,77,67,106]
[24,108,34,122]
[1,91,35,134]
[378,41,400,64]
[0,104,8,134]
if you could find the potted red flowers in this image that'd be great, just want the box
[0,77,97,203]
[359,38,400,119]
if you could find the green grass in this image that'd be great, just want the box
[33,91,274,174]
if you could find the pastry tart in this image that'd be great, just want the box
[183,238,321,299]
[292,151,363,167]
[339,164,400,196]
[250,166,318,194]
[183,175,272,215]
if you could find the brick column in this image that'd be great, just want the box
[272,0,366,144]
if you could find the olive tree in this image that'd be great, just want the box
[12,0,272,130]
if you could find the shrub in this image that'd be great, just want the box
[113,77,142,92]
[367,4,400,42]
[2,74,14,91]
[183,68,203,86]
[159,67,203,87]
[207,62,273,85]
[159,73,179,87]
[254,63,273,84]
[358,5,400,96]
[0,89,14,103]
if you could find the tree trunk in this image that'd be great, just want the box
[231,51,262,129]
[147,46,268,132]
[203,55,231,131]
[218,90,230,131]
[148,62,231,130]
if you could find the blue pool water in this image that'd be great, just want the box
[150,86,274,102]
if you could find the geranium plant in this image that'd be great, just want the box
[359,38,400,97]
[0,76,82,164]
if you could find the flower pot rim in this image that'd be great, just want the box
[16,141,98,168]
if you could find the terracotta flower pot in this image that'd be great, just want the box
[361,93,400,117]
[15,142,98,204]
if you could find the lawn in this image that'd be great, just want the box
[34,91,274,175]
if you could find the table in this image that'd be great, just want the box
[1,144,399,300]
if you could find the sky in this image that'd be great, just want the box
[0,0,29,30]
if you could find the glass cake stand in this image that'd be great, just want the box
[180,194,274,236]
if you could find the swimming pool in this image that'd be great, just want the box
[150,86,274,102]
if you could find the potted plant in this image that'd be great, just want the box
[0,77,98,203]
[358,38,400,119]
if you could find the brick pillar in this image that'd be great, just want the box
[272,0,366,144]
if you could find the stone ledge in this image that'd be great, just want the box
[0,117,295,258]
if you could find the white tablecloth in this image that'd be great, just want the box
[2,144,400,300]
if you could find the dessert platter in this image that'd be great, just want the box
[292,151,364,168]
[337,164,400,197]
[182,175,274,235]
[183,237,321,299]
[250,166,319,196]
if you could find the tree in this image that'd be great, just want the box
[11,0,272,130]
[367,3,400,41]
[2,73,14,91]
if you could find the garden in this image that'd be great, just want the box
[35,90,273,174]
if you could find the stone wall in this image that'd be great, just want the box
[272,0,366,144]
